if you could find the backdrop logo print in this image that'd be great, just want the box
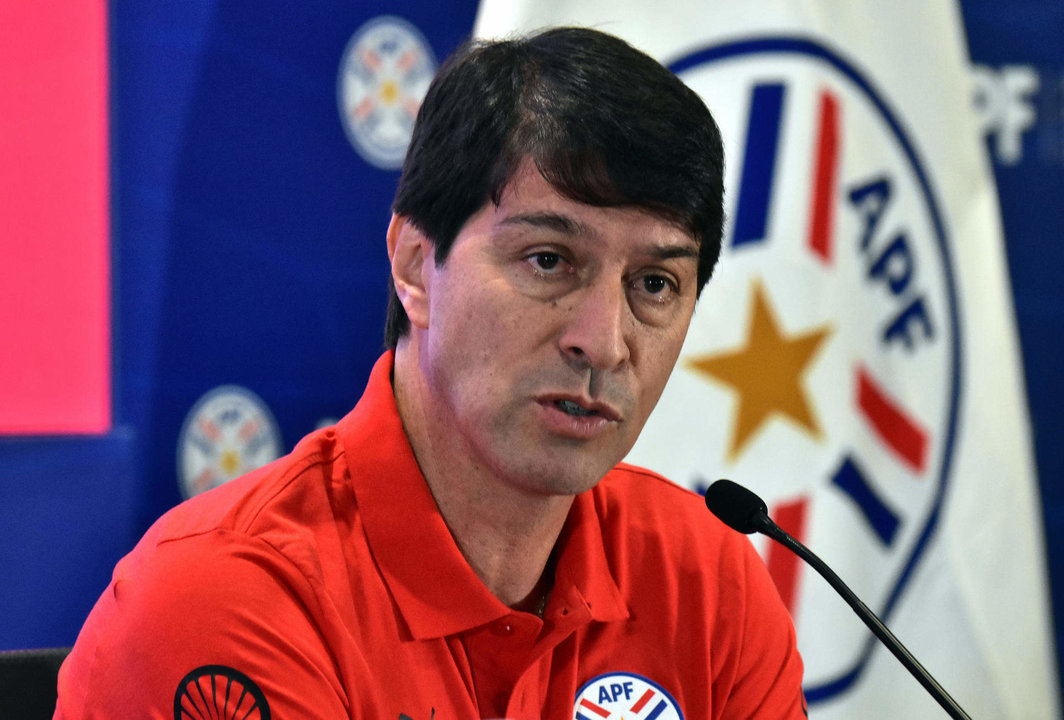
[337,15,437,170]
[625,39,962,703]
[177,385,282,499]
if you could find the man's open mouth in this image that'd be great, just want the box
[556,399,596,417]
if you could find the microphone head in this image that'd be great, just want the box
[705,479,770,534]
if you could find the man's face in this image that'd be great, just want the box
[411,159,700,497]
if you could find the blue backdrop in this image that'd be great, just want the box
[2,0,1060,707]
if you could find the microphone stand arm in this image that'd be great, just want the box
[754,514,973,720]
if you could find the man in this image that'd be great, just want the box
[56,27,805,719]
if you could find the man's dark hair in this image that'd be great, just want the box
[385,26,725,347]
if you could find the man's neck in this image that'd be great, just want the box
[427,476,570,609]
[392,341,573,609]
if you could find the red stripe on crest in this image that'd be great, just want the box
[857,366,928,473]
[766,496,809,614]
[630,688,656,713]
[579,698,611,718]
[807,91,840,264]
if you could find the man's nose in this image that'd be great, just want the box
[558,280,632,370]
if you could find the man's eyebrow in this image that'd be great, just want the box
[497,212,586,235]
[651,244,700,261]
[498,211,700,259]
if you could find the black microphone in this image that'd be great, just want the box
[705,479,972,720]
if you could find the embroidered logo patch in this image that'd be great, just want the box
[574,672,683,719]
[174,665,270,720]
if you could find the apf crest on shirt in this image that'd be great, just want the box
[625,38,962,704]
[573,672,684,720]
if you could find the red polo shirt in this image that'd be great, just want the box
[56,352,804,719]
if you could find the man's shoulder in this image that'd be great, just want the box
[58,425,360,718]
[594,462,738,548]
[602,462,697,495]
[587,463,782,627]
[139,425,347,557]
[597,462,706,517]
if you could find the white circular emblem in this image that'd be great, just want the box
[574,672,683,720]
[337,15,437,169]
[177,385,283,499]
[626,39,961,705]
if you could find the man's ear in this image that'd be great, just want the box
[387,214,432,330]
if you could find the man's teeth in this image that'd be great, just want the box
[557,399,595,416]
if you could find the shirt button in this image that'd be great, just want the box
[492,621,516,636]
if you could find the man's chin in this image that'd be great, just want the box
[502,453,623,498]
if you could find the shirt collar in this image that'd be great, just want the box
[553,488,630,624]
[339,351,627,639]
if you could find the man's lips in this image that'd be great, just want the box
[536,394,622,422]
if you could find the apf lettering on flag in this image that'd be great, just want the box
[628,38,961,702]
[470,2,1059,717]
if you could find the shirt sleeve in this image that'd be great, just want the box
[717,538,807,720]
[55,529,351,719]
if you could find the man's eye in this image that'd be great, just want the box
[642,275,669,294]
[531,252,562,271]
[637,274,678,298]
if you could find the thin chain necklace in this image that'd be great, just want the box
[533,587,550,618]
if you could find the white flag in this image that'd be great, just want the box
[475,2,1059,717]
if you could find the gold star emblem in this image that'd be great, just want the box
[688,281,832,460]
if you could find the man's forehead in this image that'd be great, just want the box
[489,161,700,252]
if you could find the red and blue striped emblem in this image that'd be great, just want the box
[574,673,684,720]
[625,38,962,707]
